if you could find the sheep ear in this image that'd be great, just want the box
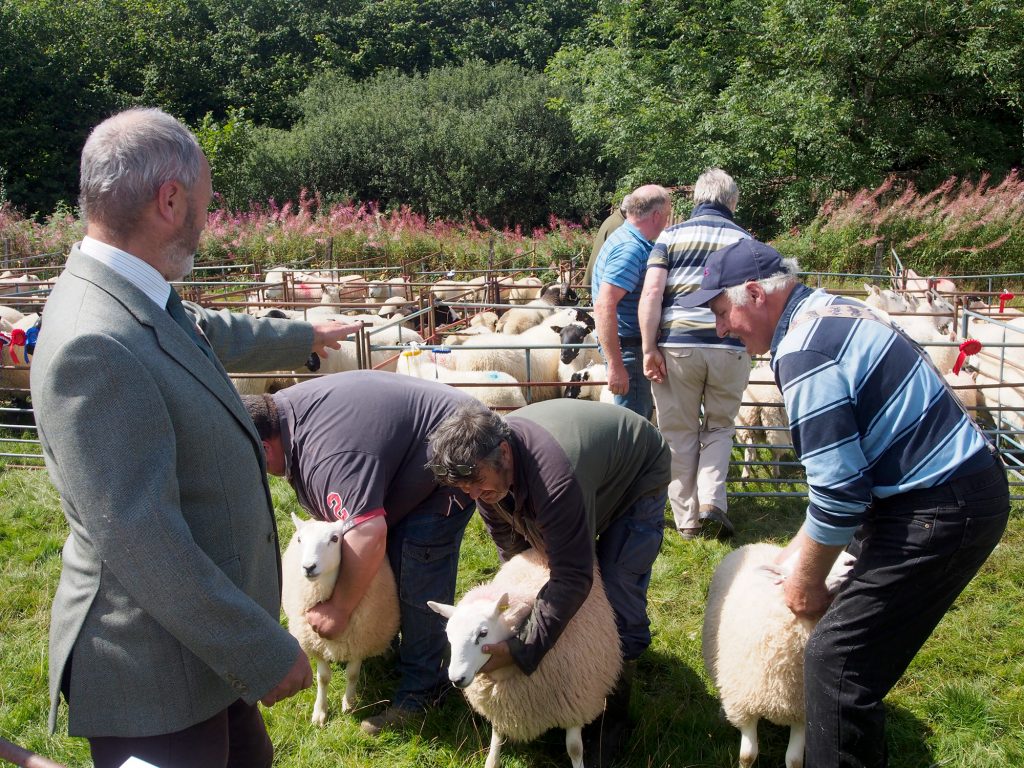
[754,564,786,585]
[290,512,305,530]
[502,598,533,629]
[864,284,877,295]
[491,592,511,618]
[427,600,455,619]
[551,325,564,334]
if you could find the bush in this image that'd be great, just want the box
[771,172,1024,285]
[214,61,610,228]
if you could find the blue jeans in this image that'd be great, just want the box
[595,491,666,660]
[385,491,475,711]
[612,347,654,421]
[804,460,1009,767]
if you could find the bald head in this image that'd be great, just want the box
[623,185,672,221]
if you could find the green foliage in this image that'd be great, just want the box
[549,0,1024,237]
[772,172,1024,281]
[2,468,1022,766]
[221,61,609,227]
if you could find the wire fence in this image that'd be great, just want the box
[2,260,1022,499]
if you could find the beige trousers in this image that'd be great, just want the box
[652,346,751,530]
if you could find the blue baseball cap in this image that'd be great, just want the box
[677,239,786,308]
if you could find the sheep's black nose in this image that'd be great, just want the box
[303,564,317,577]
[452,675,469,688]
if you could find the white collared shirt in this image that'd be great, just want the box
[79,236,171,309]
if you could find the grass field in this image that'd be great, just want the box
[1,467,1022,768]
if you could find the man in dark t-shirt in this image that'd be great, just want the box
[427,398,670,767]
[242,371,475,735]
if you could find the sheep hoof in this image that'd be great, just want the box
[311,707,328,727]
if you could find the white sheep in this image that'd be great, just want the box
[562,361,614,403]
[428,549,621,768]
[396,346,527,410]
[452,315,575,403]
[735,363,792,479]
[282,513,400,726]
[862,284,910,316]
[0,305,24,326]
[702,543,856,768]
[305,317,425,375]
[495,283,578,335]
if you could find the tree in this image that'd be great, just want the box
[220,61,609,226]
[549,0,1024,235]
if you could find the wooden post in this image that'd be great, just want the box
[0,736,66,768]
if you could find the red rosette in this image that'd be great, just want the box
[953,338,983,375]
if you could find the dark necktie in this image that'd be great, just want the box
[166,287,213,359]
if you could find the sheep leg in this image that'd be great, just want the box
[484,727,504,768]
[312,658,332,727]
[785,721,806,768]
[737,716,759,768]
[341,657,362,713]
[565,725,584,768]
[741,439,755,479]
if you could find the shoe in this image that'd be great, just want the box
[582,659,636,767]
[677,527,701,540]
[359,705,424,736]
[698,505,735,540]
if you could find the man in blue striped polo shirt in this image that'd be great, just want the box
[592,185,672,419]
[679,238,1009,767]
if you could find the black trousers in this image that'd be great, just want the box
[803,459,1009,767]
[89,699,273,768]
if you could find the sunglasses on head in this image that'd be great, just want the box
[428,463,476,480]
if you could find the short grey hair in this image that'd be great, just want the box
[693,168,739,211]
[79,107,203,234]
[427,402,511,480]
[724,259,801,306]
[623,185,671,221]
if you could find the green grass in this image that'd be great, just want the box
[1,467,1022,768]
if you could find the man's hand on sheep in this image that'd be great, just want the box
[260,648,313,707]
[780,530,847,620]
[306,600,350,639]
[480,640,515,674]
[310,320,363,356]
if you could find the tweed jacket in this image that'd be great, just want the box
[30,246,314,737]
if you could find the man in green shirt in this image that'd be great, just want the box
[427,399,670,767]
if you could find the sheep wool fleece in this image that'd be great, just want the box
[462,549,622,742]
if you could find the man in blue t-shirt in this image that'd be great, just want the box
[679,238,1009,767]
[591,184,672,419]
[243,371,476,736]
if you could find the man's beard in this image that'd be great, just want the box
[163,204,202,281]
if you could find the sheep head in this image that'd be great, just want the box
[428,592,531,688]
[290,513,346,582]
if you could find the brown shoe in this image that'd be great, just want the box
[359,705,424,736]
[677,527,702,540]
[698,505,735,540]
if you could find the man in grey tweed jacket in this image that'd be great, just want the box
[30,107,356,768]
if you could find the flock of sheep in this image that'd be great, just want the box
[2,264,1022,767]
